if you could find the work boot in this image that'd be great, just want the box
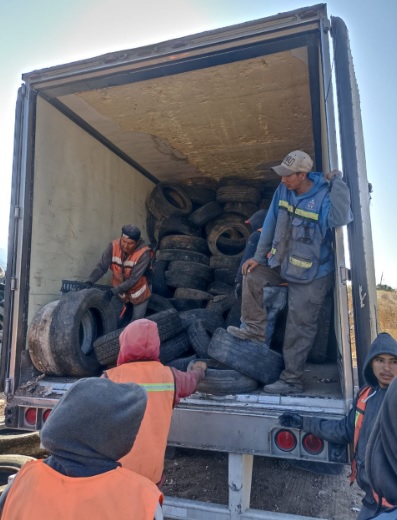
[227,326,265,345]
[263,379,303,395]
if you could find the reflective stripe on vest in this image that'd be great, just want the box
[111,239,151,304]
[2,460,162,520]
[349,386,393,508]
[106,361,175,484]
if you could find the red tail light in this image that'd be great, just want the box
[275,429,297,451]
[25,408,37,425]
[43,409,52,422]
[302,433,324,454]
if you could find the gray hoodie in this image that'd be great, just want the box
[302,333,397,510]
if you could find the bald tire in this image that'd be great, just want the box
[197,359,259,395]
[208,328,284,385]
[28,300,61,375]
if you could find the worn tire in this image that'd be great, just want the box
[216,185,261,204]
[179,309,225,331]
[206,293,236,316]
[189,202,224,226]
[152,260,173,298]
[147,309,183,341]
[158,215,202,239]
[223,202,259,218]
[197,359,259,395]
[146,293,174,314]
[208,328,284,384]
[225,298,242,328]
[187,319,220,358]
[147,183,192,220]
[168,261,213,283]
[207,222,250,257]
[174,288,213,301]
[160,235,210,256]
[214,268,238,286]
[179,184,216,205]
[169,298,205,311]
[28,300,61,375]
[93,328,123,366]
[156,249,209,266]
[207,281,235,296]
[165,271,209,291]
[210,255,241,270]
[166,354,198,371]
[159,332,191,364]
[49,289,116,376]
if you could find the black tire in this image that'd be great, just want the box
[159,332,191,364]
[179,184,216,205]
[169,298,205,311]
[93,328,123,366]
[49,289,117,376]
[206,293,237,316]
[214,268,238,286]
[174,288,213,301]
[165,271,209,291]
[147,183,192,220]
[179,309,225,331]
[189,202,224,226]
[205,213,247,237]
[146,293,174,314]
[160,235,210,256]
[152,260,173,298]
[207,281,235,296]
[225,298,242,328]
[216,236,247,256]
[207,221,250,257]
[216,185,261,204]
[208,328,284,385]
[308,294,333,363]
[156,249,210,266]
[158,215,202,239]
[181,177,219,190]
[166,354,198,371]
[0,455,37,489]
[197,359,259,395]
[146,211,158,245]
[187,319,219,358]
[210,255,241,270]
[147,309,183,341]
[223,202,259,218]
[167,261,213,282]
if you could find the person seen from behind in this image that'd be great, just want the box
[0,377,163,520]
[279,333,397,520]
[104,318,207,487]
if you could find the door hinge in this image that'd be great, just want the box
[340,267,351,284]
[10,277,17,290]
[14,206,21,219]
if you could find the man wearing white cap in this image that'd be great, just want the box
[227,150,352,395]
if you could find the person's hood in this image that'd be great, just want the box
[363,333,397,386]
[40,377,147,476]
[117,318,160,365]
[294,172,329,201]
[366,376,397,505]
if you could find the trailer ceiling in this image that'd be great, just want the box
[27,6,325,184]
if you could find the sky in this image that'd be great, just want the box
[0,0,396,288]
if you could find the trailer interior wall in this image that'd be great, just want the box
[28,97,155,325]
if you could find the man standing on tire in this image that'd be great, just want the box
[85,225,152,325]
[104,318,207,487]
[227,150,352,395]
[279,333,397,520]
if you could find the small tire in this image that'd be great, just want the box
[208,328,284,385]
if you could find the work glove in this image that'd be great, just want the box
[279,412,304,429]
[84,281,93,289]
[234,282,242,299]
[102,289,114,306]
[324,169,343,182]
[187,360,207,373]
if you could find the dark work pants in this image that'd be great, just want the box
[241,264,333,384]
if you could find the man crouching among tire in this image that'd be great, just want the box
[85,224,153,326]
[104,318,207,487]
[0,378,164,520]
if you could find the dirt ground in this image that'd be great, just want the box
[1,290,397,518]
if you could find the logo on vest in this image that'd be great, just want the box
[306,199,315,210]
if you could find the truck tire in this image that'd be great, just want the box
[49,289,116,376]
[146,183,192,220]
[178,184,216,205]
[166,354,198,371]
[160,235,210,255]
[197,359,259,395]
[146,308,183,341]
[216,185,261,204]
[152,260,173,298]
[93,328,123,367]
[28,300,62,375]
[208,328,284,385]
[167,261,213,282]
[156,248,210,266]
[158,215,202,239]
[165,271,209,291]
[189,202,224,226]
[207,222,250,257]
[179,309,225,331]
[159,332,191,364]
[187,319,219,358]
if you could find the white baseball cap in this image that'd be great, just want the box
[272,150,314,177]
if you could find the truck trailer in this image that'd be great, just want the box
[1,4,377,519]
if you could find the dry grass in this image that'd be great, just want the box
[377,290,397,337]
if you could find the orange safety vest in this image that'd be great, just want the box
[2,459,162,520]
[111,239,152,304]
[350,386,393,508]
[107,361,175,484]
